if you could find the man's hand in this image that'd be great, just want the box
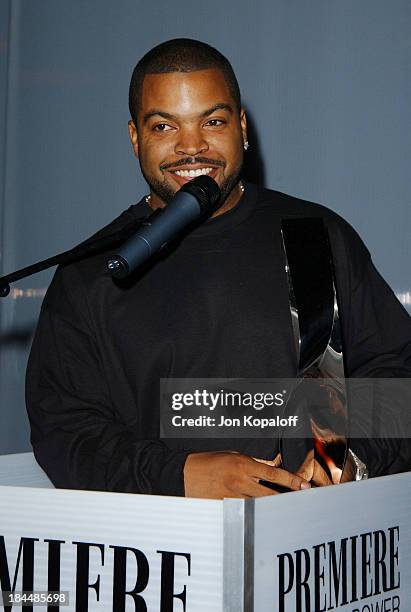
[257,450,356,486]
[297,449,357,486]
[183,451,311,499]
[297,449,333,486]
[254,452,333,486]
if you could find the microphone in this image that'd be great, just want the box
[107,175,220,279]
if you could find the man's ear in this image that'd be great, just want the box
[240,108,247,146]
[128,120,139,158]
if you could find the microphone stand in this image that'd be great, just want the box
[0,218,144,298]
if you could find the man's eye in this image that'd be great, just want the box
[205,119,225,127]
[153,123,173,132]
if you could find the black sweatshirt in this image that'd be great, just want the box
[26,183,411,495]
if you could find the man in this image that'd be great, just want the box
[26,39,411,498]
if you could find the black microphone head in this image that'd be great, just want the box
[180,175,220,214]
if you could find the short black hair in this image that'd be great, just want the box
[129,38,241,124]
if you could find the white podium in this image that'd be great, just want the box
[0,453,410,612]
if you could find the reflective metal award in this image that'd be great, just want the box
[280,218,351,484]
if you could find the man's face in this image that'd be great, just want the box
[128,68,247,214]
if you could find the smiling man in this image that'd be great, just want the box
[129,70,246,217]
[128,50,247,219]
[26,39,411,498]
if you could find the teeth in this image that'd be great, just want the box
[174,167,213,178]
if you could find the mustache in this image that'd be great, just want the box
[160,157,225,171]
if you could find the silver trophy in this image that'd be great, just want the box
[280,218,351,484]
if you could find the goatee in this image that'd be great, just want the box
[140,165,243,210]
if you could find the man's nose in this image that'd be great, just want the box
[174,126,209,156]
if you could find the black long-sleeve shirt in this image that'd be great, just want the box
[26,183,411,495]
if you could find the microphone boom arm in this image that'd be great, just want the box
[0,219,144,298]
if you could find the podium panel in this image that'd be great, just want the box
[0,454,226,611]
[1,453,410,611]
[254,473,411,612]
